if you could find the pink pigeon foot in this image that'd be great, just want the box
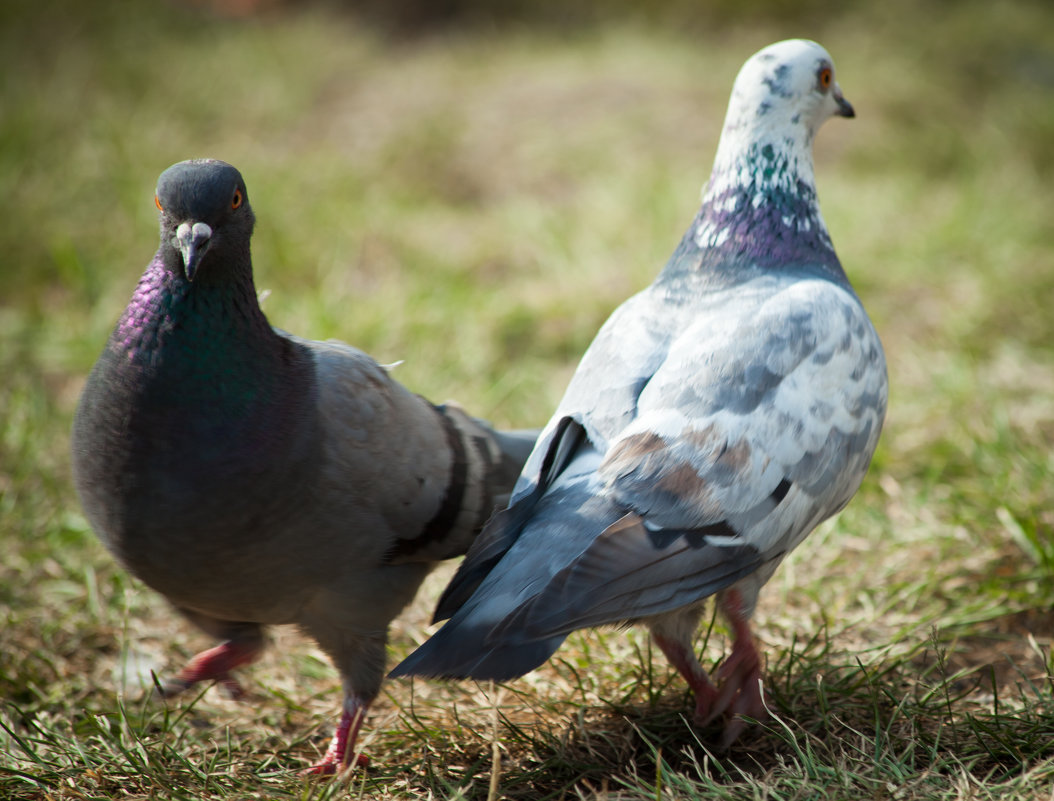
[301,695,372,776]
[654,589,768,748]
[158,638,263,699]
[699,589,767,747]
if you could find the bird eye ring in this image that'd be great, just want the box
[155,195,163,212]
[231,188,243,210]
[818,67,833,90]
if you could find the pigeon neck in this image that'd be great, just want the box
[113,254,278,371]
[663,125,848,287]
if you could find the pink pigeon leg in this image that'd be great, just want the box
[700,588,767,747]
[651,631,721,723]
[159,637,264,699]
[301,694,372,776]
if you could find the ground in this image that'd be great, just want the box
[1,0,1053,798]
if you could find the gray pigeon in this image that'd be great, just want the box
[70,159,537,774]
[391,39,888,746]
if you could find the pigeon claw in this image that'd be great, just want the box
[156,672,246,699]
[300,751,370,778]
[695,589,768,747]
[718,673,767,751]
[156,639,261,699]
[300,695,372,778]
[655,590,769,748]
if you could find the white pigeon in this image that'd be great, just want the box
[390,39,888,746]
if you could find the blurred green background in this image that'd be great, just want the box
[2,0,1053,796]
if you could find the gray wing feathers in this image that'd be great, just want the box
[601,280,885,539]
[304,337,540,565]
[393,473,767,681]
[394,275,886,682]
[389,621,567,681]
[432,416,588,621]
[499,513,766,639]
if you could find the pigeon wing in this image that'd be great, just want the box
[503,276,886,640]
[432,415,589,621]
[431,284,682,623]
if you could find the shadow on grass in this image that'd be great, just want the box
[3,617,1051,799]
[379,624,1054,800]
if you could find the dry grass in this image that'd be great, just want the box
[3,0,1054,798]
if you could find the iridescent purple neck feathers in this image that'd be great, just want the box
[660,39,853,287]
[113,258,191,366]
[692,143,841,274]
[112,253,272,371]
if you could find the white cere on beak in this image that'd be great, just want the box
[174,221,213,281]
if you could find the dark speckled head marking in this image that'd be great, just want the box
[661,40,855,286]
[761,63,793,100]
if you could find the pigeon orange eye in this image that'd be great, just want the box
[155,195,163,212]
[818,67,833,90]
[231,189,243,210]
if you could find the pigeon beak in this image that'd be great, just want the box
[174,221,213,281]
[833,85,855,119]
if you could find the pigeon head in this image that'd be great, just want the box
[682,40,854,279]
[720,40,853,148]
[155,159,255,282]
[704,40,853,203]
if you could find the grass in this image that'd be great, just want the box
[3,0,1054,797]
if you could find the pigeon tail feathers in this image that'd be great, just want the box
[389,621,566,681]
[431,416,590,622]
